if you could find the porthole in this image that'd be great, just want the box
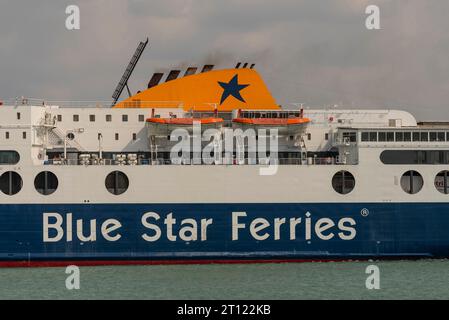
[34,171,58,195]
[66,133,75,140]
[0,171,23,195]
[400,170,423,194]
[332,170,355,194]
[105,171,129,195]
[435,170,449,194]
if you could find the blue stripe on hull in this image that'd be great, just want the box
[0,203,448,261]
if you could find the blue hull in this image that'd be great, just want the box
[0,203,448,263]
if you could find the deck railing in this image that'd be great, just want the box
[43,157,341,166]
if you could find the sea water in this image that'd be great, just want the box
[0,260,447,299]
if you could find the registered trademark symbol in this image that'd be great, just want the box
[361,208,369,217]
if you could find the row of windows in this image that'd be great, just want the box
[1,169,447,196]
[67,132,138,141]
[361,131,449,143]
[1,132,27,140]
[331,170,449,195]
[59,114,146,123]
[0,171,128,196]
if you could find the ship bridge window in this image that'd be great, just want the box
[401,170,423,194]
[73,114,79,122]
[122,115,128,122]
[0,151,20,164]
[420,132,429,142]
[106,115,112,122]
[332,170,355,195]
[362,132,378,142]
[0,171,23,196]
[403,132,411,141]
[34,171,58,195]
[412,132,420,141]
[138,115,145,122]
[435,171,449,194]
[386,132,394,142]
[380,150,449,165]
[342,132,356,143]
[105,171,129,195]
[89,115,95,122]
[361,132,368,141]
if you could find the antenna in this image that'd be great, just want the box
[111,38,149,107]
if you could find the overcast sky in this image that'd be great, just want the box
[1,0,448,120]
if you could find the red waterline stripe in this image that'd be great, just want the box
[0,259,348,268]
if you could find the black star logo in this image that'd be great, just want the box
[218,75,249,105]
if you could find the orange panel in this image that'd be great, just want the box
[114,68,279,111]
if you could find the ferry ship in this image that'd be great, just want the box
[0,40,448,266]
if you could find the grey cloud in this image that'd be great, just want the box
[0,0,449,120]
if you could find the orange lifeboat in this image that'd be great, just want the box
[232,117,310,126]
[146,117,224,136]
[232,109,310,135]
[146,117,224,125]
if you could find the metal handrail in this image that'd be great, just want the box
[43,157,342,166]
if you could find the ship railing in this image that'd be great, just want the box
[43,157,340,166]
[1,98,186,108]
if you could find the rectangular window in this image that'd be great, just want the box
[386,132,394,142]
[369,132,377,142]
[122,115,128,122]
[437,132,445,142]
[447,132,449,142]
[378,132,386,142]
[430,132,437,142]
[115,133,119,141]
[57,115,62,122]
[395,132,404,142]
[133,133,137,140]
[413,132,420,142]
[403,132,412,142]
[420,132,429,142]
[106,114,112,122]
[307,133,311,141]
[17,112,21,120]
[361,132,369,142]
[22,131,26,139]
[73,114,79,122]
[342,132,356,142]
[138,115,145,122]
[89,115,95,122]
[325,133,329,141]
[5,132,9,139]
